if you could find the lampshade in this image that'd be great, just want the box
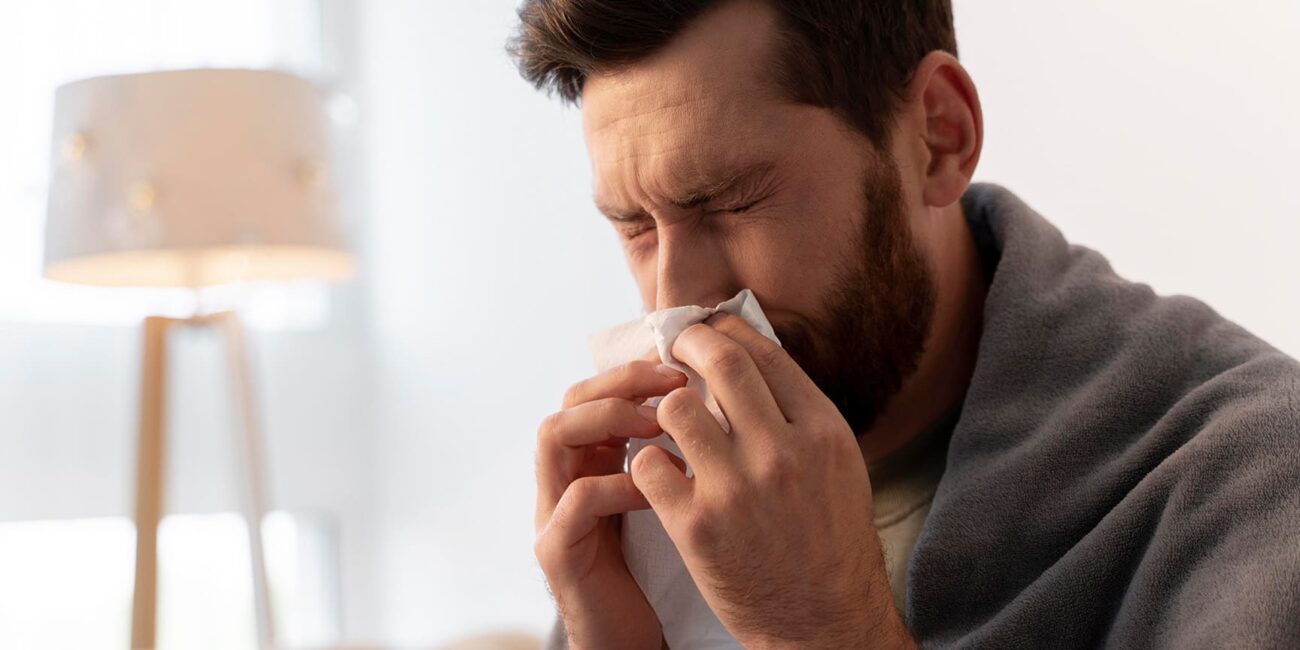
[43,68,354,287]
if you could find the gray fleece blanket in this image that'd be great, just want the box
[909,184,1300,647]
[546,184,1300,648]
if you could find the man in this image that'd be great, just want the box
[510,1,1300,648]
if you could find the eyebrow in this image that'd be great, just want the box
[596,160,778,223]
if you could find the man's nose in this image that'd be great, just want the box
[654,226,736,311]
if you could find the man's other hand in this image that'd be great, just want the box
[534,354,687,650]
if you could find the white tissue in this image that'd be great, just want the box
[587,289,780,650]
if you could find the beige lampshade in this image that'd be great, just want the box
[44,68,354,287]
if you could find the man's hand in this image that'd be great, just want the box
[629,313,914,649]
[534,355,688,650]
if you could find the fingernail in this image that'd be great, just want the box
[636,404,659,422]
[654,364,684,379]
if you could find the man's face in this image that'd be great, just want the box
[582,0,936,435]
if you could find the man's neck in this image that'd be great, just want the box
[859,199,987,465]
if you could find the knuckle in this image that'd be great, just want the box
[812,418,854,452]
[548,496,576,533]
[596,396,624,422]
[704,343,749,378]
[622,359,654,379]
[630,447,657,476]
[710,482,741,513]
[759,446,799,483]
[771,444,798,468]
[708,312,739,329]
[829,437,858,464]
[589,399,625,440]
[565,476,595,507]
[610,359,650,392]
[537,411,563,445]
[827,425,857,454]
[533,532,560,570]
[607,361,633,387]
[680,322,709,341]
[751,341,786,371]
[659,387,696,422]
[561,381,586,409]
[679,510,718,549]
[559,475,598,514]
[535,413,561,444]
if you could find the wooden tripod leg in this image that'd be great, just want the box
[131,316,171,650]
[217,312,276,650]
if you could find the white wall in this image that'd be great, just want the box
[957,0,1300,357]
[353,1,1300,645]
[355,1,639,644]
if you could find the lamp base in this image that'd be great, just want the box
[129,311,274,650]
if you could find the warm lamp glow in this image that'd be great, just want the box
[44,69,352,288]
[42,245,355,288]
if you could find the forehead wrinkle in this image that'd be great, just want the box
[590,125,714,214]
[591,100,790,215]
[593,99,774,184]
[584,55,784,149]
[586,86,703,136]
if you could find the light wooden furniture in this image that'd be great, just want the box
[131,311,275,650]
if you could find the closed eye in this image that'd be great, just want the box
[618,221,655,240]
[708,196,764,216]
[720,200,759,214]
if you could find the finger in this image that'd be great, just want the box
[653,386,730,474]
[538,473,651,544]
[670,322,786,432]
[563,359,687,409]
[629,445,692,517]
[546,397,664,448]
[536,398,662,514]
[705,312,828,423]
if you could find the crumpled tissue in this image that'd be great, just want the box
[587,288,781,650]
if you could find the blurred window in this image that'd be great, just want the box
[0,511,341,649]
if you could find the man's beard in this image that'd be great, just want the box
[771,153,937,437]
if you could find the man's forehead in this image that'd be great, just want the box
[580,0,786,140]
[580,0,789,203]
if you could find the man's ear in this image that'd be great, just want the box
[904,51,983,208]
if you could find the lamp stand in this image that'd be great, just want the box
[129,311,275,650]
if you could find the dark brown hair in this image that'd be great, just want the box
[508,0,957,147]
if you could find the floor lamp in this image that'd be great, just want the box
[42,69,354,650]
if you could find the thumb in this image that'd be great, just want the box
[629,445,692,516]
